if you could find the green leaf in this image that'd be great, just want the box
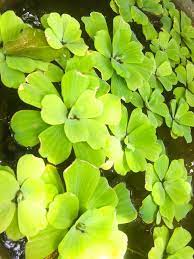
[6,208,24,241]
[46,12,63,42]
[64,159,100,212]
[127,123,161,162]
[41,165,64,193]
[18,71,59,108]
[0,202,15,233]
[82,12,108,39]
[145,163,159,191]
[157,61,172,77]
[110,105,128,139]
[65,119,109,149]
[66,38,88,56]
[86,177,118,210]
[4,28,63,62]
[6,56,48,74]
[39,125,72,165]
[58,207,115,258]
[0,11,25,43]
[26,225,64,259]
[152,182,166,206]
[92,51,113,80]
[164,180,191,205]
[125,148,147,172]
[167,247,194,259]
[17,154,45,185]
[143,22,158,40]
[94,30,112,58]
[139,195,158,224]
[154,155,169,181]
[105,136,129,175]
[165,159,187,181]
[44,63,63,82]
[18,200,47,237]
[41,95,67,125]
[1,62,25,89]
[11,110,48,147]
[97,94,121,125]
[167,227,192,254]
[70,90,103,119]
[73,142,106,167]
[0,170,19,203]
[131,6,149,25]
[61,70,90,108]
[48,193,79,229]
[160,196,175,224]
[114,183,137,224]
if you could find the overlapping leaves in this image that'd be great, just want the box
[0,154,63,238]
[148,226,194,259]
[106,107,161,175]
[26,159,137,259]
[11,71,122,165]
[140,155,192,228]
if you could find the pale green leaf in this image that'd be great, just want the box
[64,159,100,212]
[18,71,59,108]
[39,125,72,165]
[41,95,67,125]
[11,110,48,147]
[114,183,137,224]
[48,193,79,229]
[17,154,45,185]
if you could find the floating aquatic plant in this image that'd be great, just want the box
[26,159,136,259]
[140,155,192,228]
[11,71,122,165]
[148,226,194,259]
[0,0,194,258]
[0,154,63,239]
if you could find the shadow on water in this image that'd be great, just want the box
[0,1,194,259]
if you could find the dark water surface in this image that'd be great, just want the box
[0,1,194,258]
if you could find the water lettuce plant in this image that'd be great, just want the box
[0,11,63,88]
[82,13,154,90]
[0,0,194,258]
[106,107,161,175]
[148,226,194,259]
[11,70,122,165]
[25,159,137,259]
[0,154,63,239]
[140,155,192,228]
[42,13,88,56]
[165,99,194,143]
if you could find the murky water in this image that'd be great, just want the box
[0,1,194,258]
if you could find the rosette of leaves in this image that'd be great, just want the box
[148,51,177,91]
[26,159,137,259]
[111,79,170,128]
[174,62,194,107]
[11,70,122,165]
[105,107,161,175]
[0,154,63,239]
[138,82,170,127]
[41,12,88,56]
[165,99,194,143]
[150,30,180,65]
[110,0,163,23]
[148,226,194,259]
[0,11,64,88]
[82,13,154,91]
[140,155,192,229]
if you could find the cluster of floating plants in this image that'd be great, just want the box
[0,0,194,258]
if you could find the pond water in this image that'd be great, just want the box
[0,0,194,258]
